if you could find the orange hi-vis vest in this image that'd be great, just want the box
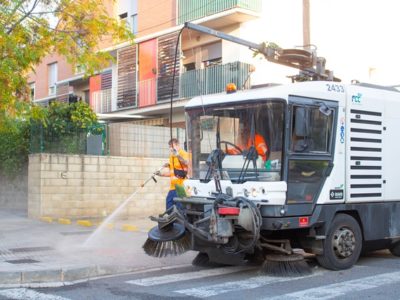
[169,149,189,190]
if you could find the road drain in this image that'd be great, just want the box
[8,246,54,253]
[6,259,40,264]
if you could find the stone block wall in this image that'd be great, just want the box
[0,171,28,209]
[28,153,170,219]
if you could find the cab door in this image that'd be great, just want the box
[285,95,338,216]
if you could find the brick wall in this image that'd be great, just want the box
[27,53,74,100]
[28,154,170,219]
[137,0,176,37]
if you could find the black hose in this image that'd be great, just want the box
[169,27,185,140]
[232,197,262,254]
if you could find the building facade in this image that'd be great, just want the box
[28,0,304,127]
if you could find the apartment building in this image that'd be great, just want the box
[28,0,304,127]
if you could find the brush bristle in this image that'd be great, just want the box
[143,233,191,257]
[260,254,312,277]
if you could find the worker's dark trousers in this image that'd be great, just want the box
[166,190,182,210]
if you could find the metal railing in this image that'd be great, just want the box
[180,61,253,98]
[177,0,262,24]
[138,78,157,107]
[90,62,253,112]
[91,88,112,113]
[30,123,106,155]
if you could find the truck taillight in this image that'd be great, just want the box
[299,216,309,227]
[218,207,240,215]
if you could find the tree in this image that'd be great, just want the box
[0,0,133,119]
[1,101,103,178]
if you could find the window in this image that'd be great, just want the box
[84,90,90,104]
[119,12,128,28]
[187,100,285,183]
[290,105,333,154]
[202,57,222,68]
[48,62,57,95]
[184,62,195,71]
[287,160,330,204]
[131,13,138,34]
[29,82,35,101]
[75,64,85,74]
[287,99,337,204]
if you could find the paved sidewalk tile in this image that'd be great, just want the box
[0,209,195,287]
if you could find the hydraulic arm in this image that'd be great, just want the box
[184,22,338,82]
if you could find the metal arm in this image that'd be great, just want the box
[184,22,338,82]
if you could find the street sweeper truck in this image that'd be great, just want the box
[143,23,400,274]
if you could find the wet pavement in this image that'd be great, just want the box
[0,209,195,288]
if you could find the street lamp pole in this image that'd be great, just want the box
[303,0,310,49]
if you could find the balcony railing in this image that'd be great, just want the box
[180,61,253,99]
[138,78,157,107]
[90,62,253,112]
[91,88,112,113]
[177,0,262,25]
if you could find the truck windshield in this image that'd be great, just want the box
[186,100,285,183]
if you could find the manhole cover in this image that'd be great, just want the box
[6,259,40,264]
[8,246,54,253]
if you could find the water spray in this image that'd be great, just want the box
[84,165,166,246]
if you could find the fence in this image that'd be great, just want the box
[91,88,112,113]
[30,122,186,159]
[30,123,106,155]
[108,123,186,158]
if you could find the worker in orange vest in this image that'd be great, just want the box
[226,122,269,163]
[157,138,189,209]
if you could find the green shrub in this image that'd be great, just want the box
[0,117,30,178]
[0,101,103,178]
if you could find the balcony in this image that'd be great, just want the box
[177,0,262,26]
[91,88,112,113]
[180,61,253,98]
[91,61,253,113]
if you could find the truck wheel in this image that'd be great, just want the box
[389,242,400,257]
[316,214,362,270]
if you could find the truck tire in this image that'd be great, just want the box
[316,214,362,270]
[389,242,400,257]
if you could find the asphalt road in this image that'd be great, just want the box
[1,250,400,300]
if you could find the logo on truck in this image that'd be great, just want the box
[340,117,345,144]
[352,93,362,104]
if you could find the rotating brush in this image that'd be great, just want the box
[143,210,191,257]
[260,253,312,277]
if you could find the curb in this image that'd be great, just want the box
[0,264,192,288]
[58,218,72,225]
[39,217,152,232]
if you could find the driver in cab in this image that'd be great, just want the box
[226,122,269,163]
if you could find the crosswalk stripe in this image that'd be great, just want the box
[126,265,254,286]
[0,288,71,300]
[175,270,324,298]
[266,270,400,300]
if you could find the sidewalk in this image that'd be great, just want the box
[0,209,195,288]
